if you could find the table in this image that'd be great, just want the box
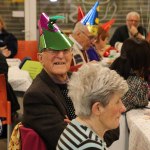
[101,53,120,67]
[126,105,150,150]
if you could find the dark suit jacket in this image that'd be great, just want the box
[22,69,69,150]
[110,25,147,46]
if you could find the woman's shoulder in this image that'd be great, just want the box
[127,75,148,87]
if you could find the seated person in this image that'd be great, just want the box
[70,1,101,67]
[0,52,20,138]
[110,38,150,111]
[110,11,147,47]
[22,13,75,150]
[0,16,18,58]
[69,22,95,66]
[57,62,128,149]
[92,19,118,58]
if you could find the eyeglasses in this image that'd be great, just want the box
[44,49,72,55]
[127,20,139,23]
[80,31,94,40]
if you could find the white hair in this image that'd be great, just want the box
[126,11,140,21]
[73,22,86,33]
[68,63,128,117]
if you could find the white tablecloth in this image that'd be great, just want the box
[126,104,150,150]
[7,58,32,92]
[8,66,32,92]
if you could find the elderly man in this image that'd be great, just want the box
[22,13,74,150]
[70,1,100,68]
[70,22,96,66]
[110,11,147,46]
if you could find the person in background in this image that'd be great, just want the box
[0,52,20,138]
[92,19,118,58]
[110,38,150,112]
[70,1,101,67]
[70,2,116,66]
[70,21,96,66]
[0,16,18,58]
[22,13,75,150]
[79,1,101,63]
[110,11,147,47]
[57,62,128,149]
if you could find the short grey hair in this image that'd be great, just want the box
[68,63,128,117]
[73,22,88,33]
[126,11,140,21]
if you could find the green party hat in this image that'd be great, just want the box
[38,12,73,52]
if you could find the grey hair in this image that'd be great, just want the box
[126,11,140,21]
[73,22,89,34]
[68,63,128,117]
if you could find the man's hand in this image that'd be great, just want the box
[129,26,145,39]
[129,26,138,36]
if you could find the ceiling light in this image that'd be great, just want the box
[50,0,57,2]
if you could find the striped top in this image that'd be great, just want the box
[56,119,107,150]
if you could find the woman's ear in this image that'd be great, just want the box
[91,102,103,115]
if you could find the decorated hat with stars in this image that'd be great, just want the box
[81,1,100,36]
[38,12,73,52]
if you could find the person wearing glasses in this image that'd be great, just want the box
[69,21,97,67]
[110,11,147,47]
[22,13,75,150]
[69,1,101,70]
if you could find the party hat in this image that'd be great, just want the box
[38,12,73,52]
[101,19,115,32]
[77,6,85,22]
[81,1,100,36]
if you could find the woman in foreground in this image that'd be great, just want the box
[57,63,128,149]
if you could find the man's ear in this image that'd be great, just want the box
[37,53,42,62]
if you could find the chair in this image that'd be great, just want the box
[14,40,38,61]
[20,126,46,150]
[21,60,43,79]
[0,74,11,148]
[9,122,46,150]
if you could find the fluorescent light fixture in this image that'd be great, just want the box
[50,0,57,2]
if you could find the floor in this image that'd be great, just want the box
[0,92,24,150]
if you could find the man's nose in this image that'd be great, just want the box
[57,51,65,57]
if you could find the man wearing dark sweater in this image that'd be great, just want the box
[110,11,147,47]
